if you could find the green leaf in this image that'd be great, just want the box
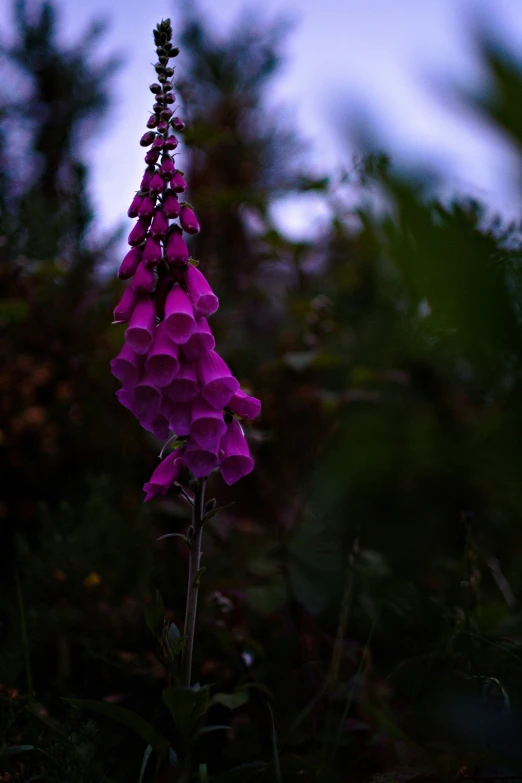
[199,763,209,782]
[212,691,249,710]
[4,745,36,755]
[64,699,170,761]
[138,744,154,783]
[162,685,211,744]
[144,590,165,638]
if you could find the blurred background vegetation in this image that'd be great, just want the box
[2,1,522,780]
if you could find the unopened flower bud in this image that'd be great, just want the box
[164,135,178,150]
[155,93,166,105]
[132,261,155,294]
[158,121,169,133]
[172,117,185,131]
[113,285,138,323]
[140,169,152,191]
[138,194,156,219]
[168,46,180,58]
[165,228,189,265]
[170,171,187,193]
[144,149,160,165]
[165,67,174,77]
[160,156,176,180]
[142,236,163,267]
[152,136,164,150]
[163,80,173,90]
[140,131,155,147]
[128,217,150,246]
[150,208,169,238]
[149,83,162,94]
[155,63,165,74]
[147,114,159,129]
[118,246,142,279]
[160,107,173,120]
[180,205,200,234]
[163,190,180,218]
[149,172,166,194]
[127,193,143,218]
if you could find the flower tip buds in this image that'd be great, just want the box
[171,117,185,131]
[140,131,155,147]
[149,172,166,195]
[149,83,162,94]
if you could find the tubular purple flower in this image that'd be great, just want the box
[132,261,155,294]
[165,229,189,266]
[190,397,227,450]
[125,297,156,355]
[110,343,143,387]
[132,379,162,419]
[164,284,196,343]
[163,191,180,219]
[182,317,215,361]
[138,195,156,219]
[164,361,198,402]
[143,450,184,502]
[149,172,166,194]
[160,156,176,180]
[185,263,219,318]
[182,439,218,479]
[197,351,239,409]
[145,322,180,386]
[164,135,178,150]
[113,286,139,323]
[161,398,192,435]
[170,171,187,193]
[142,236,163,267]
[128,193,143,218]
[228,390,262,420]
[219,419,254,486]
[128,217,150,247]
[140,413,170,442]
[118,247,142,280]
[116,387,134,411]
[180,206,200,234]
[150,208,169,238]
[140,131,155,147]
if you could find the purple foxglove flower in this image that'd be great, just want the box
[127,193,143,218]
[160,107,173,120]
[190,397,227,450]
[150,208,169,238]
[161,398,192,435]
[182,438,218,479]
[147,114,159,129]
[118,247,142,280]
[164,135,178,150]
[152,136,164,150]
[185,264,218,318]
[110,343,143,387]
[145,322,180,386]
[128,217,150,247]
[160,156,176,180]
[138,195,156,219]
[158,121,169,133]
[140,131,155,147]
[140,169,152,191]
[180,206,200,234]
[219,419,254,485]
[132,378,161,419]
[172,117,185,131]
[140,413,170,442]
[149,172,166,194]
[116,387,134,411]
[164,361,198,402]
[163,191,180,219]
[182,317,215,361]
[228,390,261,420]
[125,297,156,355]
[132,261,155,294]
[197,351,239,409]
[142,236,162,267]
[164,284,196,344]
[143,450,184,501]
[170,171,187,193]
[145,149,160,165]
[165,229,189,266]
[113,286,139,323]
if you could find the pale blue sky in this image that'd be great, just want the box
[1,0,522,240]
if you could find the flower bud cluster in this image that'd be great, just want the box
[111,20,260,500]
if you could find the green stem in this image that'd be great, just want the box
[181,479,206,687]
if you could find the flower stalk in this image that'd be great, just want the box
[181,478,206,686]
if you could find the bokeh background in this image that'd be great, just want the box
[2,0,522,780]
